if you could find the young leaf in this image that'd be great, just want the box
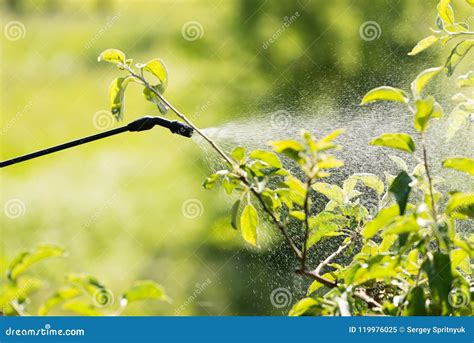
[137,58,168,89]
[389,171,413,215]
[361,86,409,105]
[414,97,436,133]
[109,77,132,121]
[97,48,126,64]
[240,204,258,246]
[442,157,474,176]
[445,39,474,76]
[289,297,319,316]
[370,133,416,153]
[67,274,107,296]
[38,287,82,315]
[249,150,282,168]
[231,147,246,163]
[142,86,169,115]
[411,67,443,96]
[269,140,304,162]
[446,192,474,216]
[408,35,439,56]
[349,173,385,196]
[362,204,399,239]
[312,183,345,204]
[231,200,241,230]
[7,244,65,281]
[437,0,455,27]
[121,280,168,305]
[456,71,474,88]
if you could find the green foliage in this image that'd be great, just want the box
[202,0,473,317]
[0,246,168,316]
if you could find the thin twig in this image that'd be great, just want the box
[312,234,355,276]
[421,134,438,222]
[120,63,235,168]
[301,178,312,270]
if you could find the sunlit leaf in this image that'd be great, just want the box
[231,147,246,163]
[289,210,306,221]
[289,297,320,316]
[240,204,258,246]
[437,0,455,27]
[307,273,336,295]
[349,173,385,196]
[121,280,168,305]
[312,183,344,204]
[109,77,133,121]
[361,86,409,105]
[137,58,168,89]
[362,204,399,239]
[231,200,241,230]
[97,48,126,64]
[408,35,439,56]
[414,97,437,133]
[67,274,108,296]
[250,150,282,168]
[38,287,82,315]
[269,140,304,162]
[446,192,474,217]
[7,245,65,281]
[445,39,474,76]
[443,157,474,176]
[411,67,443,96]
[370,133,416,153]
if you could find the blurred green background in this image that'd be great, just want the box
[1,0,471,315]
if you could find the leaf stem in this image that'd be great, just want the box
[301,178,312,270]
[421,134,438,222]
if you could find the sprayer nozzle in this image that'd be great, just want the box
[126,116,193,138]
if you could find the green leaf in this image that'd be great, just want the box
[370,133,416,153]
[230,200,241,230]
[38,287,82,315]
[67,274,107,296]
[466,0,474,7]
[109,77,132,121]
[121,280,168,304]
[456,71,474,87]
[289,210,306,221]
[312,183,344,204]
[349,173,384,196]
[63,300,102,316]
[422,252,453,314]
[97,48,126,64]
[142,85,168,115]
[307,273,336,295]
[443,157,474,176]
[446,192,474,217]
[269,140,304,162]
[411,67,443,96]
[240,204,258,246]
[408,35,439,56]
[445,39,474,76]
[382,215,419,236]
[403,286,428,315]
[283,176,307,207]
[137,58,168,89]
[389,171,412,215]
[203,170,227,189]
[361,86,409,105]
[437,0,454,26]
[414,97,439,133]
[289,297,319,316]
[231,147,246,163]
[362,204,399,239]
[307,222,342,248]
[7,244,65,281]
[249,150,282,168]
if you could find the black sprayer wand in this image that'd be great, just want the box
[0,116,193,168]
